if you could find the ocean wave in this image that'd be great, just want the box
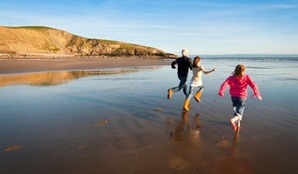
[199,55,298,62]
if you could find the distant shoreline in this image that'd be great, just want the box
[1,54,297,75]
[0,57,171,74]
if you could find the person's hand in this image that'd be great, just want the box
[218,92,224,97]
[252,94,262,101]
[213,68,216,72]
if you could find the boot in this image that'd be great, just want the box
[194,90,202,102]
[183,98,191,111]
[167,89,173,99]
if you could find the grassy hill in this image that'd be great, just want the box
[0,26,177,58]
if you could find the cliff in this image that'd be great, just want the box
[0,26,177,59]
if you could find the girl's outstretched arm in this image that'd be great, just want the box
[247,75,262,100]
[202,66,216,75]
[218,77,230,97]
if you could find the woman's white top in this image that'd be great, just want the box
[190,66,204,87]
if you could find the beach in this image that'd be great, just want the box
[0,57,170,74]
[1,57,298,174]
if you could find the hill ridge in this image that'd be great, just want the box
[0,26,177,59]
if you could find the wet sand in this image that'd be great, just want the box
[1,58,298,173]
[0,57,170,74]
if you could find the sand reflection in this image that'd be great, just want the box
[0,67,159,87]
[4,145,23,152]
[169,110,201,145]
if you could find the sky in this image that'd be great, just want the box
[1,0,298,55]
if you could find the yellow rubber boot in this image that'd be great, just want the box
[183,98,191,111]
[194,90,202,102]
[167,89,173,99]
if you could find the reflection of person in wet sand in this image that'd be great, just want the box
[181,111,201,133]
[183,56,216,111]
[170,111,201,144]
[167,49,193,99]
[218,64,262,132]
[230,131,240,157]
[215,132,244,174]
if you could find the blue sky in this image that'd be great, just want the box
[1,0,298,55]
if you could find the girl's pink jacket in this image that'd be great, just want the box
[218,74,261,98]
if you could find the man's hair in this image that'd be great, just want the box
[181,49,188,57]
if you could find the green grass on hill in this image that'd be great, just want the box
[12,26,53,30]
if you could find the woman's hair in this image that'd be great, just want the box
[193,56,201,67]
[233,64,245,77]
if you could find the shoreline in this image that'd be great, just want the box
[0,57,172,74]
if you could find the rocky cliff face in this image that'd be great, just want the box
[0,26,177,59]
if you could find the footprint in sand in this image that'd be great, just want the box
[169,157,188,170]
[4,145,23,152]
[76,144,87,149]
[153,108,163,112]
[216,140,231,147]
[95,120,109,126]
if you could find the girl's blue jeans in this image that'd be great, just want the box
[231,96,246,117]
[186,85,204,100]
